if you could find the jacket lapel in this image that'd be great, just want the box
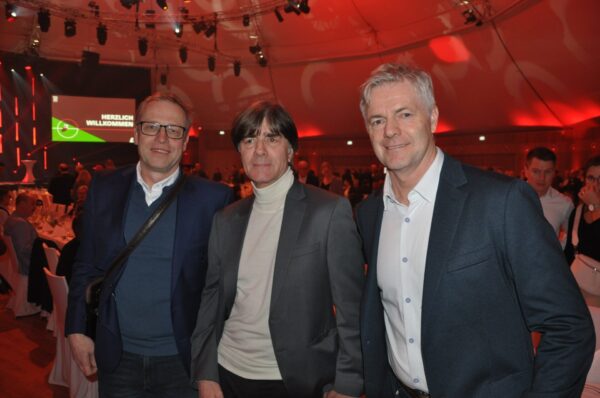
[270,181,307,312]
[421,155,468,330]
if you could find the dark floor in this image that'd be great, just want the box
[0,293,69,398]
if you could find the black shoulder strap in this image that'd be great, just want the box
[103,173,186,279]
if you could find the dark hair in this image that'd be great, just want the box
[135,92,192,129]
[0,189,9,201]
[231,101,298,151]
[584,155,600,175]
[526,147,556,165]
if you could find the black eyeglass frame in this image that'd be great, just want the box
[136,121,188,140]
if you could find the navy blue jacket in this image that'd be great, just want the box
[65,165,232,374]
[357,155,594,398]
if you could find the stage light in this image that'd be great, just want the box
[204,23,216,38]
[233,61,241,77]
[5,3,17,22]
[462,8,481,26]
[192,20,206,34]
[96,23,107,45]
[179,46,188,63]
[284,1,301,15]
[208,56,216,72]
[64,19,76,37]
[138,37,148,56]
[258,55,268,67]
[25,65,32,71]
[174,22,183,37]
[249,44,261,54]
[242,14,250,27]
[156,0,168,11]
[120,0,139,10]
[274,8,284,23]
[298,0,310,14]
[38,9,50,32]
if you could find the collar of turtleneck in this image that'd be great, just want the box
[251,167,294,211]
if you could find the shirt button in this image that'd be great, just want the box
[413,378,420,384]
[405,297,411,303]
[402,257,408,263]
[404,217,410,223]
[409,338,414,343]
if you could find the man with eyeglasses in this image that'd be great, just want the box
[65,93,232,397]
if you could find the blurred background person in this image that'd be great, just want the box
[319,161,343,195]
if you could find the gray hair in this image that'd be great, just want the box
[359,63,436,123]
[135,92,193,130]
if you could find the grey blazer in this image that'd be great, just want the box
[191,181,364,398]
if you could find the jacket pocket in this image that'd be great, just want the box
[447,244,492,272]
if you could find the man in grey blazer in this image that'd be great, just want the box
[357,63,595,397]
[191,101,364,398]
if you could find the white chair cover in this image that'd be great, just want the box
[44,268,98,398]
[4,236,40,317]
[43,243,61,275]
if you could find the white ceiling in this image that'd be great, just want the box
[1,0,599,138]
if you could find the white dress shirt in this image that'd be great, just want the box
[539,186,574,248]
[377,148,444,392]
[135,162,180,206]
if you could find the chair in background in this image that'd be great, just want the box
[4,236,40,317]
[44,268,98,398]
[43,243,60,275]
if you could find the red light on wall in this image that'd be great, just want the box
[33,126,37,146]
[16,148,21,166]
[429,36,471,63]
[14,96,18,116]
[25,65,32,71]
[43,146,48,170]
[15,122,19,142]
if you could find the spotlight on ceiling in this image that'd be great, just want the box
[242,14,250,27]
[38,8,50,32]
[192,20,206,34]
[119,0,139,10]
[64,19,76,37]
[284,1,301,15]
[249,44,261,54]
[5,3,17,22]
[96,23,107,45]
[179,46,188,63]
[462,8,481,25]
[208,56,216,72]
[274,8,284,23]
[156,0,168,11]
[204,23,216,38]
[258,56,268,67]
[233,61,241,77]
[298,0,310,14]
[138,37,148,56]
[174,21,183,37]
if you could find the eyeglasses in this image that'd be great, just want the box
[586,175,600,184]
[137,121,187,139]
[239,133,284,149]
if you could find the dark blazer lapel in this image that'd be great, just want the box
[223,198,253,312]
[421,155,468,330]
[171,178,191,292]
[270,181,307,312]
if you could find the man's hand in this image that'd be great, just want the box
[198,380,223,398]
[68,333,97,376]
[324,391,357,398]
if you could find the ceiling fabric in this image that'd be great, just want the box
[1,0,599,137]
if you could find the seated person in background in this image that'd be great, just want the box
[566,155,600,304]
[56,214,83,285]
[69,185,88,218]
[0,188,11,231]
[48,163,76,206]
[4,194,38,275]
[524,147,574,248]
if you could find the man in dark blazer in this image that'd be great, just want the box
[191,101,364,398]
[65,93,231,397]
[356,64,595,398]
